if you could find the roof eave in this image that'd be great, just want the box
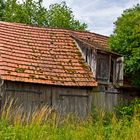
[71,35,122,57]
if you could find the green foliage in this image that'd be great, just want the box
[3,0,47,26]
[109,4,140,86]
[46,1,87,30]
[115,99,140,119]
[0,108,140,140]
[0,0,87,31]
[0,0,5,20]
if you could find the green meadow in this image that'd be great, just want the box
[0,99,139,140]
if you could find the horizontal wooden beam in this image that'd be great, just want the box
[5,88,42,94]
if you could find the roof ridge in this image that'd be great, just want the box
[0,21,109,38]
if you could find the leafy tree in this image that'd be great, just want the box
[3,0,47,25]
[109,4,140,86]
[46,2,87,30]
[0,0,5,20]
[1,0,87,31]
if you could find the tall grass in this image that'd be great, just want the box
[0,99,139,140]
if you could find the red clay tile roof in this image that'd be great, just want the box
[71,33,121,57]
[0,21,98,87]
[71,30,109,49]
[70,30,122,57]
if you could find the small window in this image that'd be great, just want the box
[96,53,109,82]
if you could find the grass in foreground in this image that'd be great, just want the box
[0,99,139,140]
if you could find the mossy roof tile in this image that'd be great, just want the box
[0,21,103,87]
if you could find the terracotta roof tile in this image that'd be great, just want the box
[70,31,121,56]
[0,21,98,87]
[70,30,109,49]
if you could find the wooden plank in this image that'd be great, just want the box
[116,57,124,86]
[108,54,111,83]
[96,53,110,83]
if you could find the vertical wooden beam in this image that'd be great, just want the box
[87,89,92,114]
[108,54,111,84]
[95,50,98,80]
[113,58,116,84]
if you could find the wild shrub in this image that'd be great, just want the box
[115,99,140,120]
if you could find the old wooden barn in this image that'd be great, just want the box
[0,21,98,117]
[0,21,135,115]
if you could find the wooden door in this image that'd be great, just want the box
[58,94,89,117]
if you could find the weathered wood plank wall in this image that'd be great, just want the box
[52,87,92,117]
[92,92,120,112]
[75,39,97,77]
[75,39,123,87]
[92,91,140,112]
[1,81,138,115]
[0,81,93,117]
